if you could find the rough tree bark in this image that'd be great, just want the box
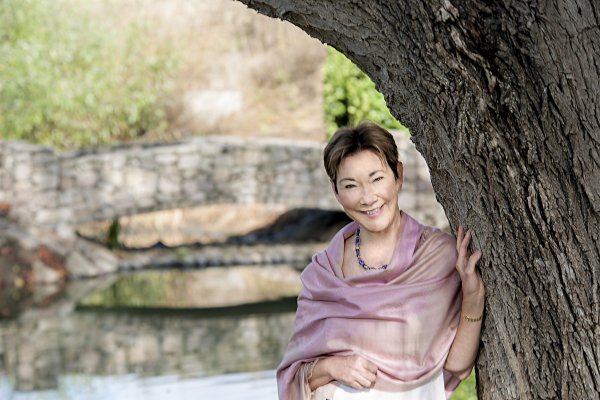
[235,1,600,399]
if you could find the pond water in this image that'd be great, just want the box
[0,266,302,400]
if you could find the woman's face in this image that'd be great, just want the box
[334,150,403,233]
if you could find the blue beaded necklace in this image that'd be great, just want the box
[354,226,388,270]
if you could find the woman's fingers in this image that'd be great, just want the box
[353,372,376,389]
[329,355,379,390]
[343,357,377,389]
[456,225,464,252]
[349,381,363,390]
[466,250,483,274]
[355,359,377,388]
[363,359,378,374]
[461,230,472,253]
[456,227,483,276]
[361,374,375,388]
[456,230,471,272]
[348,377,367,390]
[363,370,377,384]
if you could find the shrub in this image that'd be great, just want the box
[0,0,177,150]
[323,46,408,137]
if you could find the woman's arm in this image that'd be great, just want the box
[308,355,378,391]
[444,226,485,380]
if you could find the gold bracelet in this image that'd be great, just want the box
[462,313,483,322]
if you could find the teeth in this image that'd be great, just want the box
[366,206,380,215]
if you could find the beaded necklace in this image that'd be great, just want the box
[354,226,388,270]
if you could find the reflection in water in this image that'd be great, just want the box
[0,267,300,399]
[80,266,302,309]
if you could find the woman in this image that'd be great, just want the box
[277,122,485,400]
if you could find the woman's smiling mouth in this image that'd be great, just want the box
[363,205,383,217]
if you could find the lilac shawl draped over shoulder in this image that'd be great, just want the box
[277,213,462,399]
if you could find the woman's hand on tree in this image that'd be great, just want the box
[444,226,486,378]
[322,354,378,390]
[455,225,485,299]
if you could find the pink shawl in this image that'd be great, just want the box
[277,213,462,399]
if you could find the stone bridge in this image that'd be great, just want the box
[0,135,446,278]
[0,135,444,228]
[0,136,338,228]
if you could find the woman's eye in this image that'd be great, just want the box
[373,176,384,182]
[344,184,356,189]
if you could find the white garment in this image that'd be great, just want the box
[331,372,445,400]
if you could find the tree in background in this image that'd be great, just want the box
[0,0,176,149]
[237,1,600,399]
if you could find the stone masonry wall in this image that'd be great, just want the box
[0,135,447,230]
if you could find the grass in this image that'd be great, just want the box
[451,370,478,400]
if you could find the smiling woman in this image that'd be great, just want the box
[276,122,485,400]
[325,123,404,278]
[334,151,403,251]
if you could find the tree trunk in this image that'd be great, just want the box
[235,1,600,398]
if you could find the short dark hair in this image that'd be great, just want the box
[323,121,400,192]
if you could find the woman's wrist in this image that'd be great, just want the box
[461,290,485,318]
[307,357,335,391]
[314,357,334,381]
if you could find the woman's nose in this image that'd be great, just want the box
[360,186,377,205]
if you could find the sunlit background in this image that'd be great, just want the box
[0,1,475,399]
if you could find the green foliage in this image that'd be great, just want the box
[451,370,478,400]
[323,46,408,137]
[0,0,177,149]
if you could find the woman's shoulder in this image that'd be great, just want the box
[302,221,356,277]
[411,222,458,274]
[414,222,455,254]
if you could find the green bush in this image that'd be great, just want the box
[323,46,408,137]
[0,0,177,149]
